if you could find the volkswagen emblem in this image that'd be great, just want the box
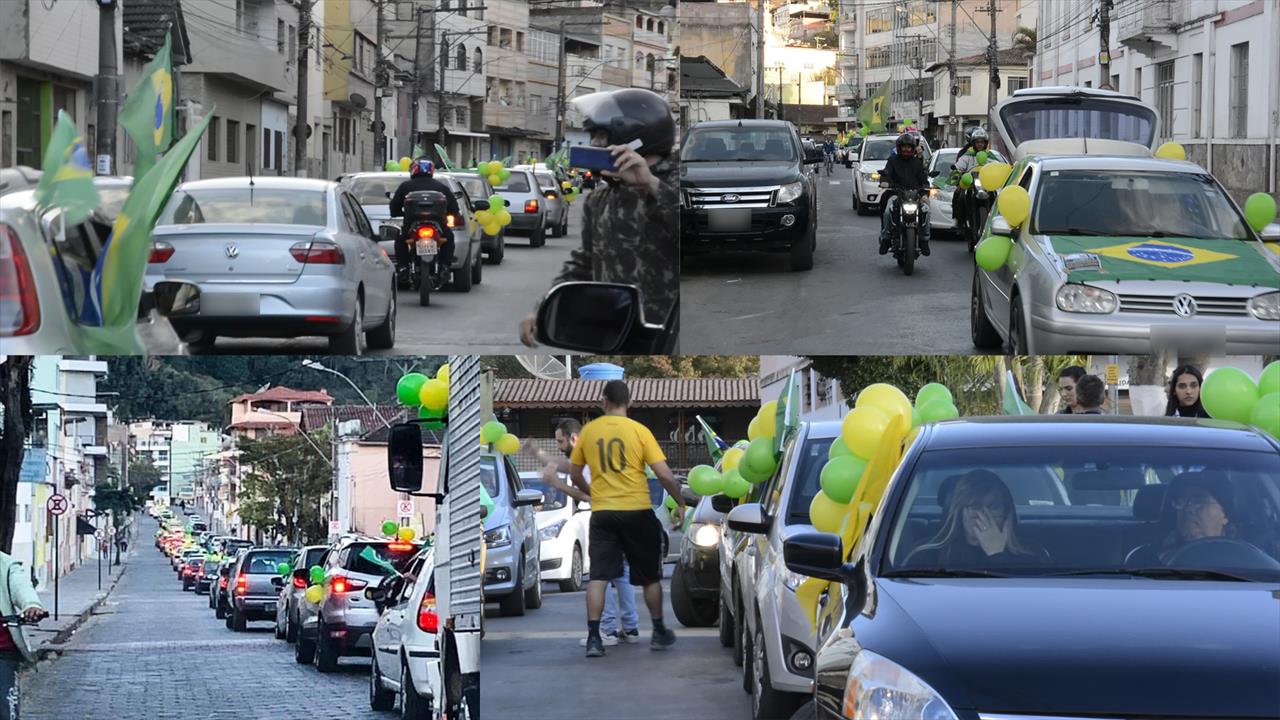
[721,193,741,204]
[1172,293,1197,318]
[224,243,239,259]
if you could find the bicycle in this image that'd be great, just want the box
[823,153,834,177]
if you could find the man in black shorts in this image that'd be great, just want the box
[569,380,686,657]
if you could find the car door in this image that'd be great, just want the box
[378,555,425,688]
[340,192,388,322]
[986,164,1037,334]
[504,456,539,581]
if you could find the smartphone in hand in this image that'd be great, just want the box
[568,139,642,173]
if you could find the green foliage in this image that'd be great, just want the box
[127,454,164,494]
[235,429,332,545]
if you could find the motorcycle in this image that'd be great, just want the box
[957,177,996,253]
[386,190,456,307]
[882,184,928,276]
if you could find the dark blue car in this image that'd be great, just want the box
[787,416,1280,720]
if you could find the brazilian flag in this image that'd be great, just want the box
[118,30,175,179]
[33,110,98,225]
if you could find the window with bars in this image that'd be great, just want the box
[1156,61,1174,139]
[1229,43,1248,138]
[1007,76,1027,94]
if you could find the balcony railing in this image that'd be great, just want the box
[510,440,714,477]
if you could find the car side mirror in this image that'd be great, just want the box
[535,282,641,353]
[514,488,544,507]
[1259,222,1280,241]
[710,495,736,514]
[928,169,940,178]
[726,503,770,534]
[270,576,284,588]
[849,153,860,163]
[388,423,425,493]
[804,147,823,164]
[990,215,1014,238]
[365,585,388,613]
[782,532,847,582]
[379,224,399,242]
[152,281,201,317]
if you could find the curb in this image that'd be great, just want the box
[33,525,138,662]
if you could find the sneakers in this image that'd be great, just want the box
[650,626,677,651]
[878,236,891,255]
[920,240,931,257]
[617,628,640,644]
[579,632,620,647]
[585,635,606,657]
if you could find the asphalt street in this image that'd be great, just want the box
[681,168,981,354]
[20,526,374,720]
[480,564,752,720]
[198,200,585,355]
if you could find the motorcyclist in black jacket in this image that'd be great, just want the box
[390,158,461,274]
[878,133,932,256]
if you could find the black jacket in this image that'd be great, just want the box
[389,176,461,222]
[881,152,929,191]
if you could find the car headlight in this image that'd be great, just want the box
[782,569,806,591]
[1055,284,1118,314]
[691,523,720,548]
[1247,291,1280,320]
[539,520,566,541]
[862,171,880,182]
[842,650,959,720]
[484,525,512,548]
[776,181,804,204]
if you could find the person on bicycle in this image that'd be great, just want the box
[2,551,48,720]
[878,132,932,257]
[949,128,991,233]
[821,136,836,164]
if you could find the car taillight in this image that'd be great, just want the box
[543,191,558,200]
[416,224,438,239]
[524,199,539,213]
[417,591,438,633]
[292,576,307,589]
[330,576,368,594]
[388,543,414,552]
[149,241,175,263]
[235,574,247,595]
[0,223,41,337]
[445,213,460,229]
[289,241,345,264]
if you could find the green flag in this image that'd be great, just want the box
[434,144,455,171]
[359,546,401,575]
[412,144,426,159]
[857,77,893,134]
[34,110,98,225]
[1001,370,1036,415]
[97,110,214,326]
[118,31,174,179]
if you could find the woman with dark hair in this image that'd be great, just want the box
[1056,365,1087,414]
[1165,365,1210,418]
[907,470,1048,567]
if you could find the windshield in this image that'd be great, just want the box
[347,176,404,205]
[534,173,557,190]
[481,461,500,499]
[523,478,568,511]
[681,127,797,162]
[492,174,531,193]
[783,437,836,525]
[158,187,329,226]
[1035,170,1250,240]
[1001,98,1157,147]
[882,445,1280,581]
[346,543,421,576]
[860,139,894,161]
[933,151,958,177]
[96,186,130,219]
[244,551,294,574]
[454,175,486,199]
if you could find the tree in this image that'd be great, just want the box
[0,357,34,553]
[128,454,165,497]
[1012,26,1037,59]
[235,430,332,545]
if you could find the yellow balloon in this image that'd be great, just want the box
[809,490,850,533]
[304,584,324,604]
[721,447,745,472]
[841,405,890,459]
[419,379,449,411]
[997,185,1031,227]
[747,414,773,442]
[855,384,913,426]
[398,527,416,542]
[1154,141,1186,160]
[398,157,411,172]
[436,364,450,384]
[483,222,502,236]
[978,162,1012,191]
[496,433,520,455]
[488,174,503,186]
[488,161,503,175]
[760,399,778,418]
[497,210,513,226]
[474,209,492,224]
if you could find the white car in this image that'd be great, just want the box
[369,547,439,718]
[519,471,591,593]
[850,133,933,216]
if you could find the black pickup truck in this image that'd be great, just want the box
[680,119,822,271]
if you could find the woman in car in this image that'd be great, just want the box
[1164,365,1210,418]
[1126,472,1237,566]
[907,470,1048,567]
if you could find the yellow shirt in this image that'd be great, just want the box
[570,415,666,511]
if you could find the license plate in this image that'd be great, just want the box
[417,240,438,257]
[708,208,751,231]
[1149,323,1226,354]
[202,293,260,317]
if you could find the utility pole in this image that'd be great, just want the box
[555,19,568,151]
[95,0,120,176]
[948,0,958,144]
[437,30,450,156]
[1098,0,1115,89]
[756,0,766,118]
[410,6,425,150]
[294,0,311,177]
[374,0,387,165]
[986,0,1000,110]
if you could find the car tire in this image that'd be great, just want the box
[232,606,247,632]
[752,621,803,720]
[1009,294,1030,355]
[274,616,286,640]
[215,600,226,619]
[295,629,316,665]
[498,560,527,617]
[400,660,433,720]
[453,250,474,292]
[369,653,395,711]
[854,194,867,215]
[549,217,560,239]
[486,234,504,265]
[788,700,817,720]
[719,595,735,648]
[224,606,234,629]
[315,621,339,673]
[732,590,745,667]
[560,214,569,237]
[472,248,483,285]
[286,611,298,643]
[970,267,1003,349]
[741,613,754,694]
[329,296,365,355]
[530,223,546,248]
[366,287,396,350]
[790,222,815,272]
[670,565,718,627]
[558,545,583,593]
[524,556,543,610]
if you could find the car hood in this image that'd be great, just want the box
[865,578,1280,717]
[1042,235,1280,286]
[853,160,888,173]
[681,161,802,188]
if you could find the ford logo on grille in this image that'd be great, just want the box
[225,243,240,259]
[721,194,741,203]
[1172,293,1197,318]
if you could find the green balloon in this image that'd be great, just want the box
[397,373,429,406]
[385,160,400,171]
[488,195,506,211]
[419,405,443,420]
[499,168,511,181]
[1259,361,1280,398]
[859,127,870,137]
[687,464,723,496]
[721,468,751,499]
[975,235,1012,271]
[480,420,506,444]
[664,495,678,510]
[819,455,867,504]
[976,150,989,165]
[276,562,291,576]
[1244,192,1278,233]
[918,399,961,424]
[744,438,777,478]
[1250,393,1280,440]
[309,566,325,584]
[911,406,922,429]
[381,520,399,537]
[915,382,954,409]
[827,437,854,461]
[1201,367,1259,423]
[960,172,974,188]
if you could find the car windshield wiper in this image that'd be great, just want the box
[1040,227,1115,236]
[882,568,1010,579]
[1048,567,1257,582]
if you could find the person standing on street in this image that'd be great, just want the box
[1056,366,1087,414]
[520,89,679,346]
[1165,365,1210,418]
[1075,375,1107,415]
[567,381,685,657]
[1,551,49,720]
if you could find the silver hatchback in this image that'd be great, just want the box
[489,169,547,248]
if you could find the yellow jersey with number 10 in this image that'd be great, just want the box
[570,415,666,512]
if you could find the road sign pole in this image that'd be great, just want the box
[53,518,59,621]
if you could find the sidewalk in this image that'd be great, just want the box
[25,520,138,658]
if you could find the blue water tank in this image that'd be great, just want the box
[578,363,625,380]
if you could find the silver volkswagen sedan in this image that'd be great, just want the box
[145,176,396,354]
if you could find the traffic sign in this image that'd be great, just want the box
[1105,364,1120,385]
[397,499,414,516]
[48,493,69,516]
[328,520,341,534]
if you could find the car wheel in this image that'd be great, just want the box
[718,595,735,648]
[366,286,396,350]
[530,223,546,248]
[1009,295,1030,355]
[274,612,286,640]
[670,565,718,627]
[183,330,217,350]
[560,214,568,237]
[558,545,583,593]
[741,613,754,694]
[472,247,483,285]
[215,600,226,619]
[224,606,235,629]
[295,628,316,664]
[286,611,298,643]
[732,590,745,667]
[452,249,474,292]
[523,555,543,610]
[329,296,365,355]
[752,621,803,720]
[369,652,396,711]
[970,267,1002,349]
[315,621,339,673]
[400,660,433,720]
[498,559,526,617]
[788,700,817,720]
[232,606,247,632]
[790,221,815,272]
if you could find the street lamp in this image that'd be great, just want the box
[300,359,393,429]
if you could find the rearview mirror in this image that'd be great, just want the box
[388,423,425,493]
[1260,222,1280,242]
[535,282,639,353]
[710,495,736,514]
[379,224,399,242]
[990,215,1014,238]
[270,576,284,588]
[514,488,544,507]
[782,532,846,582]
[726,503,770,534]
[928,169,940,178]
[152,281,201,317]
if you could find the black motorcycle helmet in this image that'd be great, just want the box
[573,88,675,157]
[896,132,918,154]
